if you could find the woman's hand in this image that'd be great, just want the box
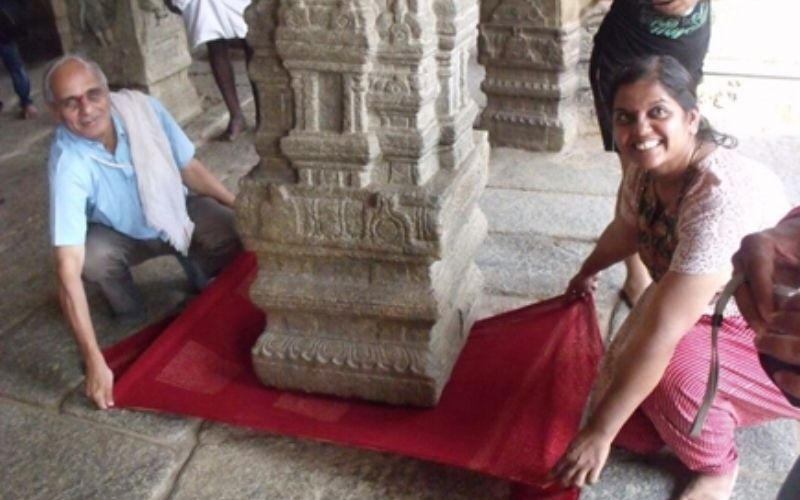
[550,426,613,488]
[566,270,598,300]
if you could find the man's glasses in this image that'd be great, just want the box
[55,87,108,113]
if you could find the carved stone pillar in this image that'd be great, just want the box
[478,0,581,151]
[239,0,489,406]
[56,0,200,122]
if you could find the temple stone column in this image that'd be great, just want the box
[54,0,200,122]
[478,0,581,151]
[239,0,489,406]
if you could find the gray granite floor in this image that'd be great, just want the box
[1,54,798,500]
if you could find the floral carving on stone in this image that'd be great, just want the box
[76,0,117,46]
[490,0,546,26]
[376,0,422,45]
[330,0,366,31]
[281,0,312,29]
[369,195,412,246]
[502,29,535,61]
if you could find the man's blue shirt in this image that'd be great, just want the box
[48,96,195,246]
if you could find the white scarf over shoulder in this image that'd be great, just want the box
[110,90,194,255]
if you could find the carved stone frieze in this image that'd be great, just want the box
[478,2,581,151]
[490,0,547,26]
[376,0,423,46]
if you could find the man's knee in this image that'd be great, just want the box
[188,197,241,253]
[83,236,123,282]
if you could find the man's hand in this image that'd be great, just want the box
[733,215,800,403]
[733,219,800,333]
[181,158,236,208]
[85,355,115,409]
[550,426,612,488]
[755,293,800,399]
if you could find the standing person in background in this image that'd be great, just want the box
[164,0,256,141]
[590,0,711,307]
[0,0,37,119]
[733,212,800,500]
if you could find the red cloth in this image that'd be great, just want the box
[105,253,602,497]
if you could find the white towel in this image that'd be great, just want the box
[110,90,194,255]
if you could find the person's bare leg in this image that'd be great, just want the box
[21,103,37,120]
[679,465,738,500]
[207,39,246,140]
[240,39,260,128]
[615,155,651,306]
[623,253,652,306]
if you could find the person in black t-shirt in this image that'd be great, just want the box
[590,0,711,308]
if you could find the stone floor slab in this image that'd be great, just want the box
[488,141,620,197]
[480,189,615,241]
[477,232,620,298]
[736,420,799,480]
[170,424,509,500]
[61,389,201,447]
[0,399,183,500]
[583,422,798,500]
[0,259,189,408]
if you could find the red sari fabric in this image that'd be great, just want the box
[105,252,604,498]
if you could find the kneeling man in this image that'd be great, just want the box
[46,55,241,409]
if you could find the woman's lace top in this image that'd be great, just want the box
[619,147,789,315]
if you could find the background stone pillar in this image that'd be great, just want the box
[239,0,489,406]
[478,0,581,151]
[55,0,200,122]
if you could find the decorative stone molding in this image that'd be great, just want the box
[55,0,200,123]
[478,0,581,151]
[576,0,609,135]
[240,0,489,406]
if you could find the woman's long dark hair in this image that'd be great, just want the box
[607,55,737,149]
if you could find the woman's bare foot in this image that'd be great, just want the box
[679,466,738,500]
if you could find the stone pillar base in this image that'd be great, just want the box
[247,132,489,406]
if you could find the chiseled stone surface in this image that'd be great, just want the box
[0,399,183,500]
[480,188,615,240]
[476,230,623,340]
[171,424,509,500]
[487,140,620,196]
[0,258,188,408]
[0,300,97,407]
[61,388,201,446]
[478,232,606,298]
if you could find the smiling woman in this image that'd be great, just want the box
[588,0,712,309]
[554,55,800,500]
